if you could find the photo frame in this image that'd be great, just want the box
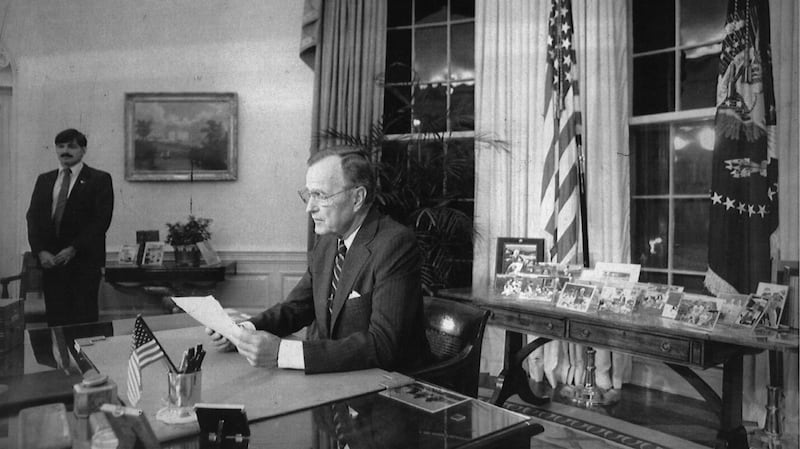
[495,238,545,276]
[141,242,165,266]
[125,93,238,181]
[117,244,140,265]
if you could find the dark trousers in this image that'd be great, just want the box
[42,263,101,326]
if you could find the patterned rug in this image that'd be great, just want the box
[479,391,709,449]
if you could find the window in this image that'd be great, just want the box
[630,0,727,291]
[383,0,475,289]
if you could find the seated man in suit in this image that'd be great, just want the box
[208,145,429,373]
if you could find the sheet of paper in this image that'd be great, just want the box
[172,295,244,344]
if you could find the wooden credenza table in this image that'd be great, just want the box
[437,287,799,449]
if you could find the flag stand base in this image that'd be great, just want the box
[557,347,620,408]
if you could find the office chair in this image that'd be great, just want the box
[408,296,491,398]
[1,252,46,323]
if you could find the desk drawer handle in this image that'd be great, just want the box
[580,329,590,338]
[660,342,672,352]
[546,322,554,330]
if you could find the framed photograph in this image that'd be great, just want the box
[125,92,238,181]
[141,242,165,266]
[755,282,789,329]
[556,282,597,313]
[674,294,720,331]
[593,262,641,283]
[495,238,544,275]
[117,244,140,265]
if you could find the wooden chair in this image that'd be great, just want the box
[408,296,491,398]
[1,252,47,323]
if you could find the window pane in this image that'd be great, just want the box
[451,0,475,20]
[386,29,412,83]
[674,199,708,271]
[633,53,676,115]
[632,199,669,269]
[384,85,412,134]
[415,26,448,83]
[451,23,475,81]
[414,140,445,198]
[679,0,727,46]
[414,84,447,133]
[680,48,719,110]
[673,274,706,294]
[674,120,714,194]
[632,0,675,53]
[387,0,412,27]
[450,83,474,131]
[630,124,669,196]
[444,138,474,199]
[416,0,447,24]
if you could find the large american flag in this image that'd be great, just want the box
[127,316,166,406]
[540,0,582,264]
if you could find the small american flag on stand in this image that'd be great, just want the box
[127,315,167,406]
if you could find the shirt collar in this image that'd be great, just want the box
[61,161,84,177]
[340,223,362,250]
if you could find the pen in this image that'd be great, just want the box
[178,350,189,373]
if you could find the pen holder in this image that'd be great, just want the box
[167,370,202,409]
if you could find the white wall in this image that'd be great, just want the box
[0,0,313,308]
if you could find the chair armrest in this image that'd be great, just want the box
[1,274,23,298]
[408,343,475,378]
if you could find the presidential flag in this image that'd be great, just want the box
[540,0,583,265]
[127,316,166,406]
[705,0,777,295]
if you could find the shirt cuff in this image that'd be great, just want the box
[278,339,305,370]
[238,321,256,331]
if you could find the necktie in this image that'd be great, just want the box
[53,168,71,235]
[328,239,347,317]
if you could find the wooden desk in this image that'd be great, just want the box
[3,320,543,448]
[104,262,237,312]
[104,262,236,284]
[437,287,800,449]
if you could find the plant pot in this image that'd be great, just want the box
[174,244,202,267]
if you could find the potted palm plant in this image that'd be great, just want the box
[165,215,212,267]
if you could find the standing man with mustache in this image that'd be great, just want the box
[26,128,114,326]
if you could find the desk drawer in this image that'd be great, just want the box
[568,322,691,363]
[490,309,565,338]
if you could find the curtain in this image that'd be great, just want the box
[473,0,630,388]
[301,0,387,152]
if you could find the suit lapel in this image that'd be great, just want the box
[315,237,337,337]
[329,209,379,334]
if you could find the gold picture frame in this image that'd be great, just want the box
[124,92,238,181]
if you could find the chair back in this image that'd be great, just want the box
[0,252,46,323]
[415,296,491,397]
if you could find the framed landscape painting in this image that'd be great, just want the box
[125,92,238,181]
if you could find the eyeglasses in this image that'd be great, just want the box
[297,186,357,206]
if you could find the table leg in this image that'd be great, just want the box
[490,330,550,407]
[716,353,748,449]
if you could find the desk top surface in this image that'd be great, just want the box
[438,287,799,353]
[1,314,540,448]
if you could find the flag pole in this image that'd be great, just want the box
[576,134,589,268]
[138,314,178,373]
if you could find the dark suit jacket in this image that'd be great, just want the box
[26,164,114,268]
[248,207,429,374]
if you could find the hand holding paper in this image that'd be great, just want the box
[172,295,244,345]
